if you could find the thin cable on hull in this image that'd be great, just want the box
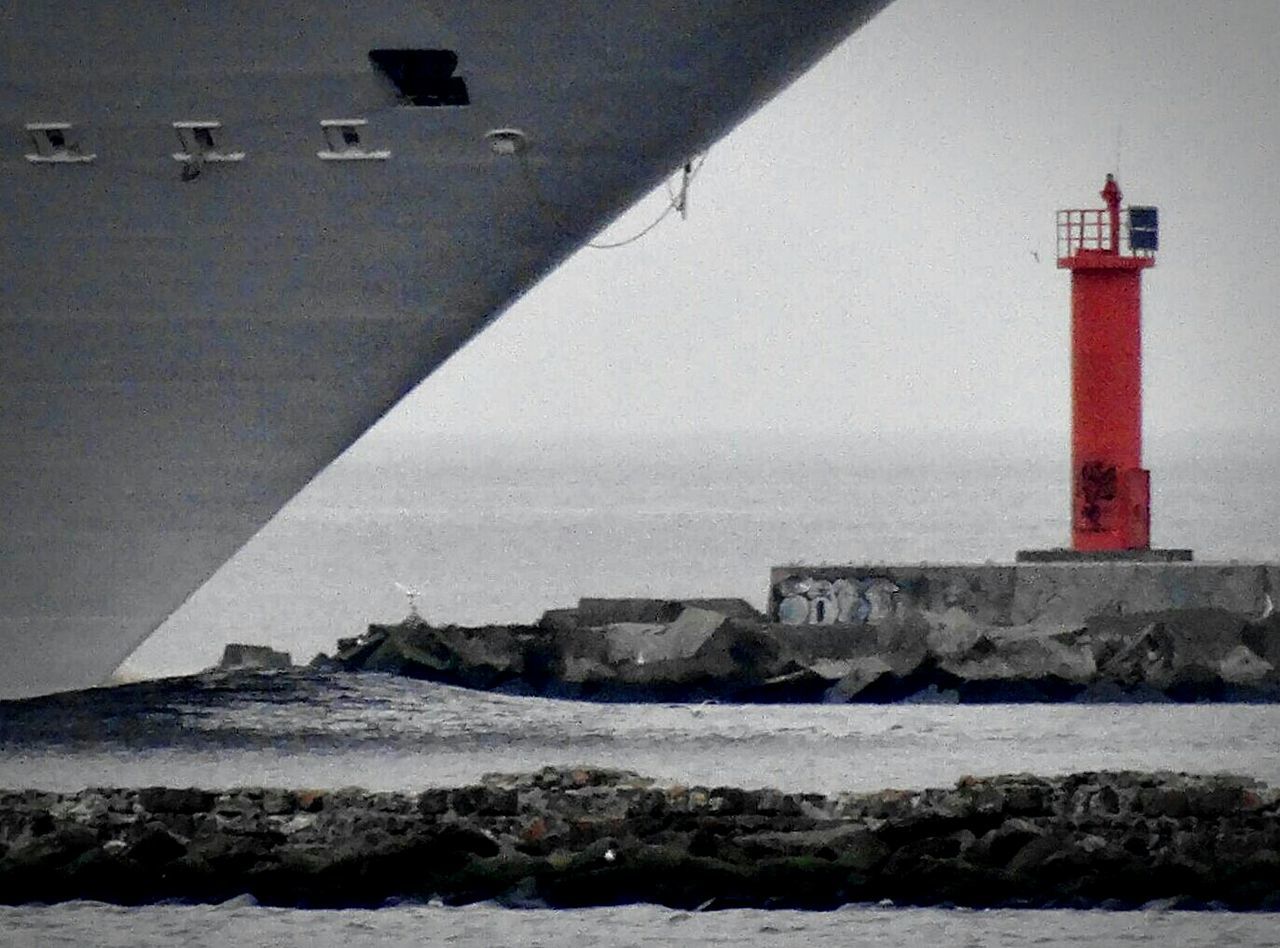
[517,151,708,250]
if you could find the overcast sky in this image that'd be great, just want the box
[362,0,1280,450]
[123,0,1280,677]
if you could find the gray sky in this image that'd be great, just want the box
[122,0,1280,677]
[367,0,1280,447]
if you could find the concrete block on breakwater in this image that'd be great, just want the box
[768,561,1278,630]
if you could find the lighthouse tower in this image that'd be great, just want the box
[1060,174,1155,551]
[1018,174,1190,563]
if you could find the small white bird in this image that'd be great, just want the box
[603,848,617,863]
[394,582,424,621]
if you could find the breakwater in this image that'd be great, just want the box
[2,768,1278,910]
[318,595,1280,702]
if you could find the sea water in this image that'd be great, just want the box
[4,431,1280,945]
[5,901,1277,948]
[127,429,1280,676]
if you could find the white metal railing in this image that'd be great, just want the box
[1056,207,1156,260]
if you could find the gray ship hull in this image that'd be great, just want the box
[0,1,889,697]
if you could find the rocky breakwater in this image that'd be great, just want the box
[317,598,818,702]
[316,597,1280,703]
[2,768,1279,910]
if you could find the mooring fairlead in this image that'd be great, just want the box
[1056,174,1159,552]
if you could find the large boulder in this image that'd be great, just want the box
[824,643,934,702]
[1218,644,1274,685]
[601,607,728,666]
[826,656,898,701]
[600,624,670,665]
[216,644,292,671]
[690,620,789,682]
[1087,609,1266,693]
[342,622,534,689]
[940,629,1095,685]
[1242,613,1280,668]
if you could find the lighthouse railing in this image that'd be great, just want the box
[1056,207,1156,260]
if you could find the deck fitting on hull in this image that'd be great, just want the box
[485,128,529,156]
[172,121,244,180]
[25,122,94,163]
[318,119,390,161]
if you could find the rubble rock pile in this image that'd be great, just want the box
[2,768,1278,909]
[314,598,1280,703]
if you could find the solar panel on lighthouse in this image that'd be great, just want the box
[1129,206,1159,251]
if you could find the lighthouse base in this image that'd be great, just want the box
[1015,548,1194,564]
[769,558,1270,631]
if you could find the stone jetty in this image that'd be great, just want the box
[316,597,1280,703]
[2,768,1279,910]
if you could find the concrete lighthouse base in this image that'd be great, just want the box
[1015,547,1193,564]
[768,560,1274,630]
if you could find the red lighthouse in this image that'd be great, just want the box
[1057,175,1158,552]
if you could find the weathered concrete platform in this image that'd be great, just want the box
[768,561,1279,629]
[1015,548,1194,563]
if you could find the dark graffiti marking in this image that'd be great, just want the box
[1079,461,1118,530]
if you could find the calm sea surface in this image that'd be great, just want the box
[5,433,1280,945]
[5,901,1278,948]
[132,431,1280,676]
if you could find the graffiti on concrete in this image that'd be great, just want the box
[775,574,900,626]
[1078,461,1118,531]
